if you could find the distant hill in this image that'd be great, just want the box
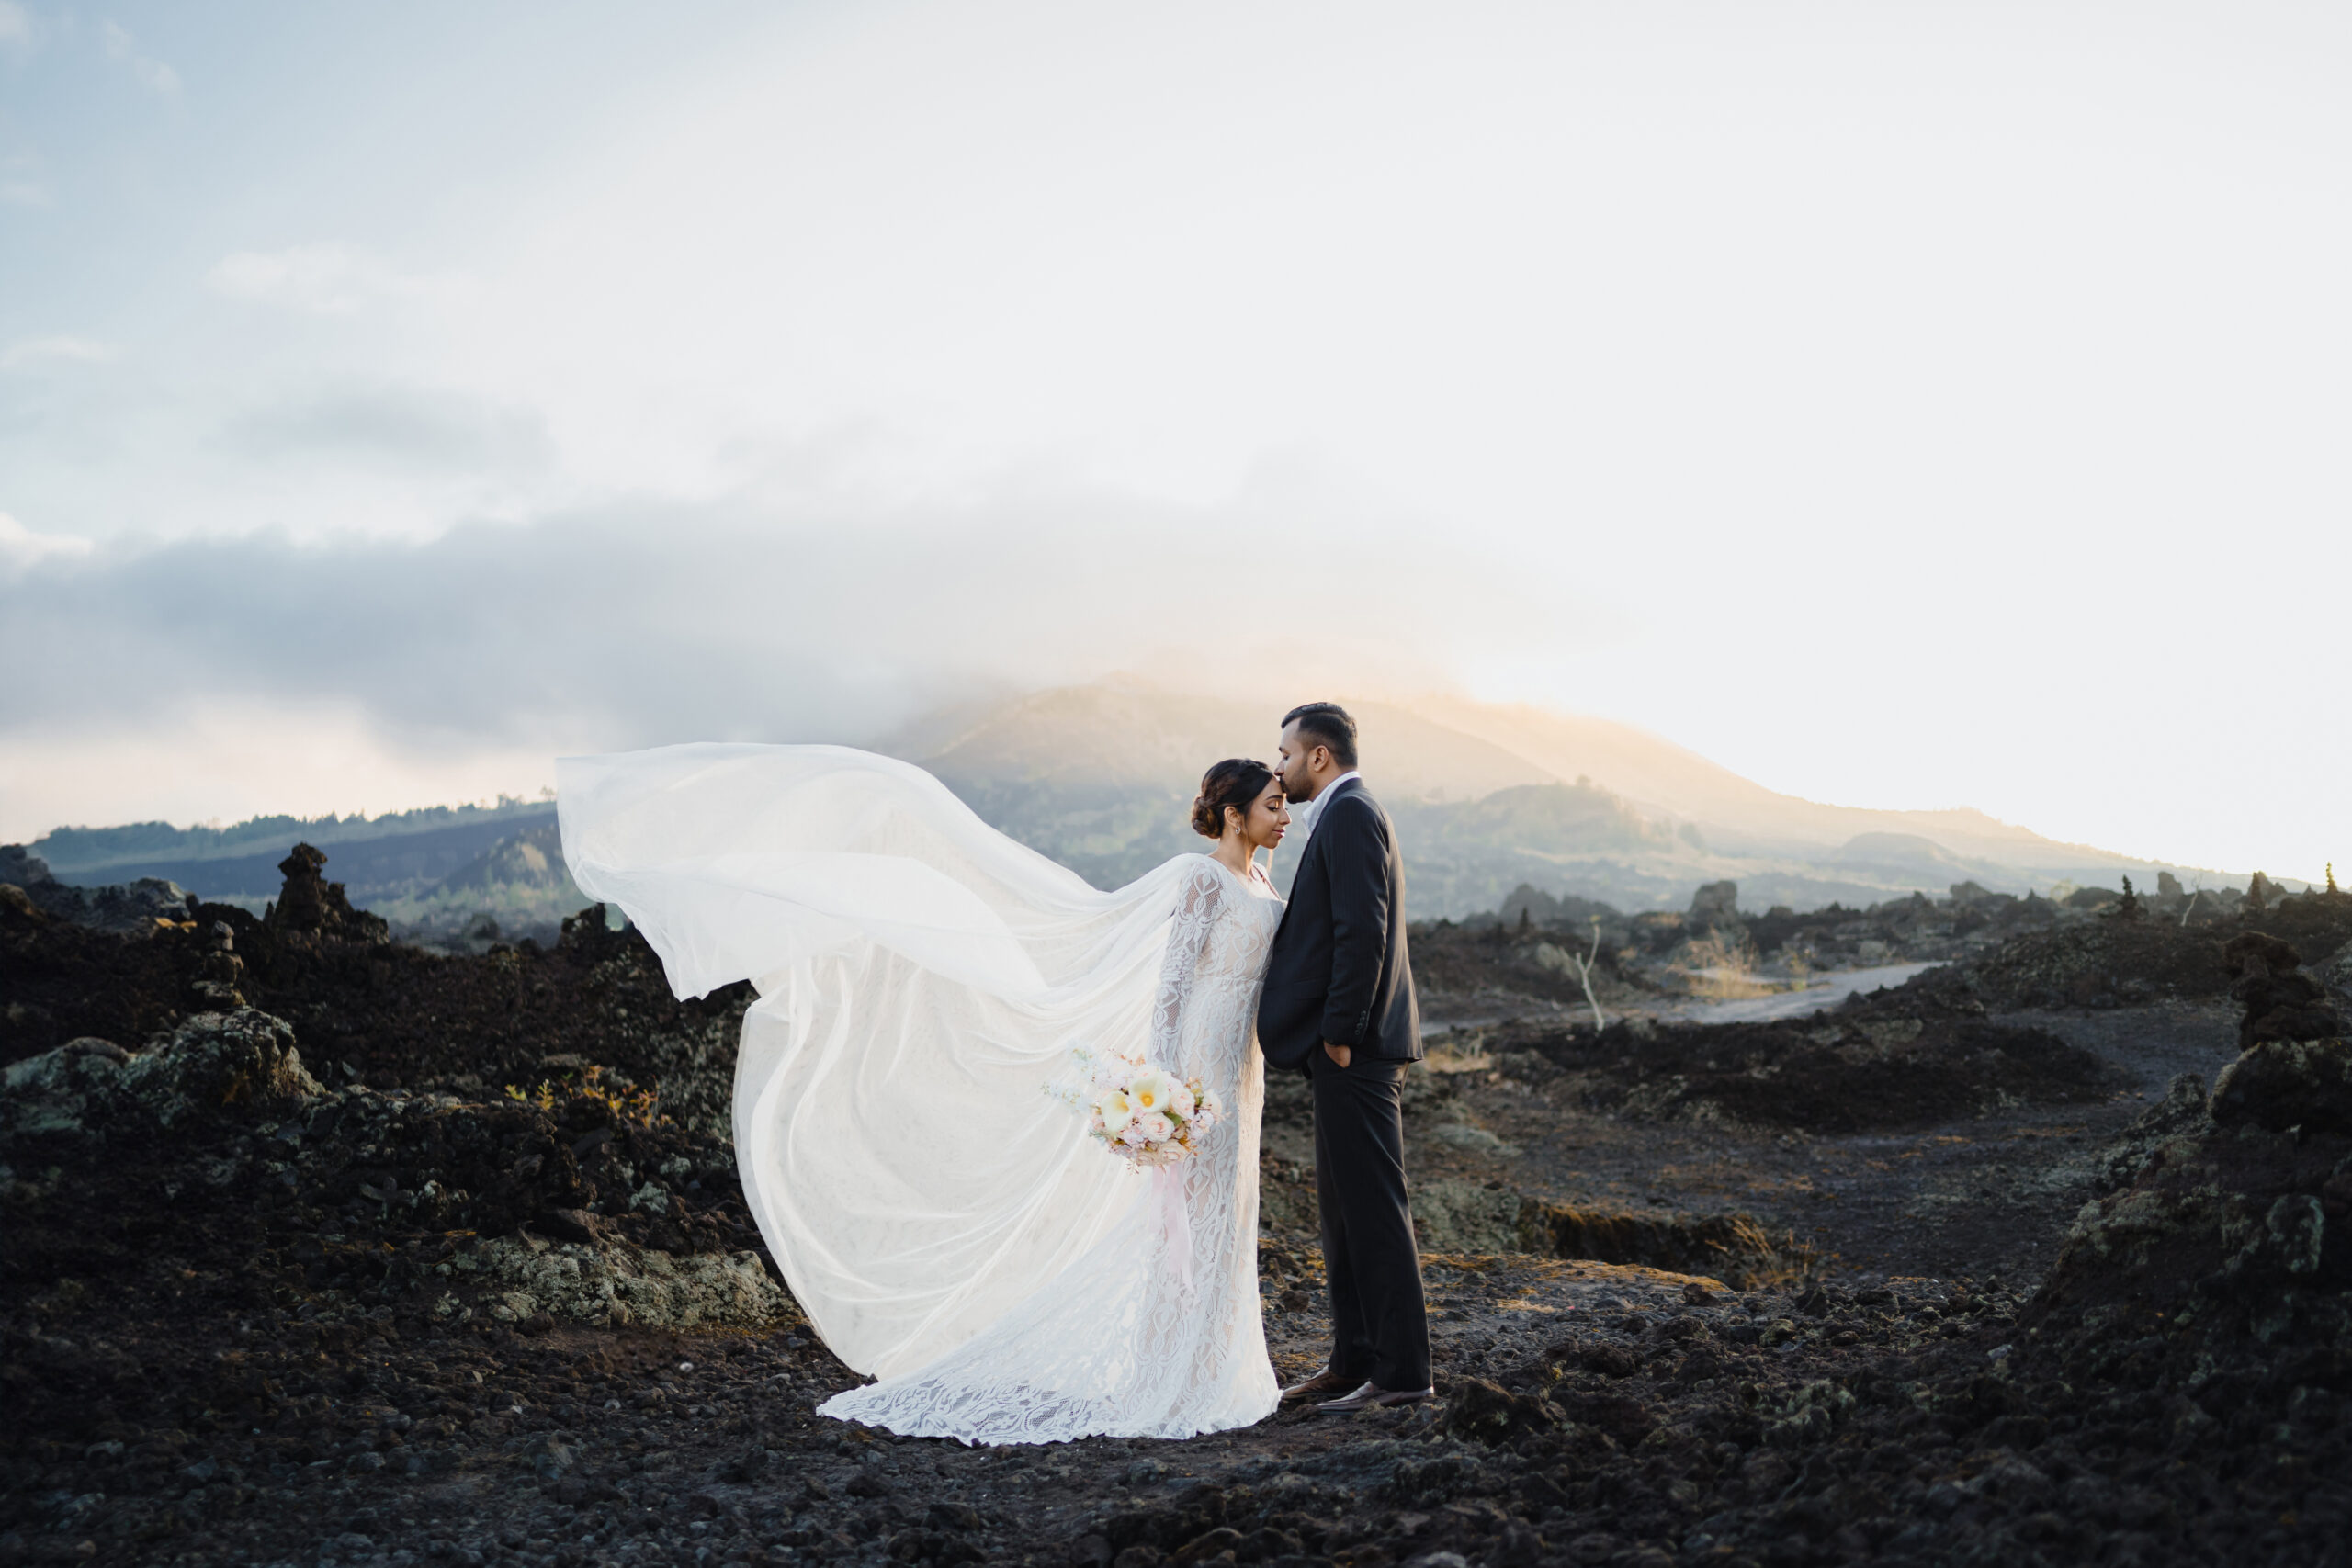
[23,807,582,953]
[885,680,2249,917]
[370,820,588,950]
[13,682,2263,928]
[30,799,558,911]
[1386,695,2129,871]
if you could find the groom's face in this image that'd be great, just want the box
[1275,721,1324,801]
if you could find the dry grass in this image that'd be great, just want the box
[1422,1037,1496,1076]
[1674,932,1782,1001]
[1707,1213,1830,1291]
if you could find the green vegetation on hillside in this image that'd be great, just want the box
[36,795,556,874]
[371,821,588,952]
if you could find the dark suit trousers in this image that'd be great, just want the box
[1309,1050,1431,1390]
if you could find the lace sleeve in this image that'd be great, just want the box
[1149,860,1226,1071]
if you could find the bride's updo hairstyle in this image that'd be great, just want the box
[1191,759,1276,840]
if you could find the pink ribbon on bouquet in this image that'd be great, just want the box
[1152,1163,1194,1296]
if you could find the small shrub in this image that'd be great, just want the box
[503,1063,666,1127]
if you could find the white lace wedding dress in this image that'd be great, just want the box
[556,743,1283,1444]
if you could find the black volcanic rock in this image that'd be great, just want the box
[1444,1376,1562,1445]
[264,841,390,945]
[2035,1076,2352,1346]
[1686,879,1743,933]
[2211,1037,2352,1134]
[2093,1070,2216,1192]
[0,1007,320,1145]
[3,854,752,1134]
[1484,998,2111,1134]
[2222,931,2344,1048]
[1964,918,2236,1009]
[0,841,192,934]
[9,846,2352,1568]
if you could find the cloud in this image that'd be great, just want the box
[0,2,31,51]
[206,243,462,315]
[0,492,1553,762]
[0,512,95,578]
[101,19,178,94]
[2,335,115,369]
[223,384,553,473]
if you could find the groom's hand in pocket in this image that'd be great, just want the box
[1322,1042,1351,1069]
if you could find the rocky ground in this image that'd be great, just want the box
[6,846,2352,1567]
[1425,871,2322,1026]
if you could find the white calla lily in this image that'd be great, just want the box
[1129,1069,1176,1118]
[1096,1089,1135,1136]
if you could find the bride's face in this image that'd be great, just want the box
[1227,779,1291,852]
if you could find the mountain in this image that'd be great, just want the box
[30,800,559,911]
[886,680,2243,917]
[15,681,2256,928]
[370,820,589,950]
[26,806,585,952]
[901,684,1560,894]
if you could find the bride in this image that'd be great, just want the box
[556,743,1294,1444]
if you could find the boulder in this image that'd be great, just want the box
[1688,881,1741,930]
[2315,942,2352,1007]
[2222,932,2344,1048]
[0,1038,135,1143]
[123,1008,322,1122]
[1413,1177,1526,1253]
[265,843,389,944]
[0,843,192,933]
[66,877,196,932]
[0,1009,322,1146]
[2209,1038,2352,1134]
[0,843,49,886]
[2224,931,2302,977]
[192,920,248,1008]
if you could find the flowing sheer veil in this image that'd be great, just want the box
[557,743,1191,1379]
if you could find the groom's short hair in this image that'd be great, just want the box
[1283,702,1359,769]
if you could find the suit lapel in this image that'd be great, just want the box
[1271,778,1359,948]
[1269,830,1311,945]
[1317,778,1365,822]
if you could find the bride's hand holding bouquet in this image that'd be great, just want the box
[1047,1044,1220,1168]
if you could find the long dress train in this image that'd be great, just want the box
[556,743,1282,1443]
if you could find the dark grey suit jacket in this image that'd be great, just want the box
[1256,779,1422,1072]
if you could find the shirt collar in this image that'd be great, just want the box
[1302,772,1363,834]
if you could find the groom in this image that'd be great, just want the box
[1258,703,1433,1411]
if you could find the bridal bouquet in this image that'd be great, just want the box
[1046,1043,1220,1168]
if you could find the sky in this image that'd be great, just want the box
[1,0,2346,879]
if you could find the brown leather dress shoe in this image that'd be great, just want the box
[1316,1381,1437,1413]
[1278,1366,1357,1404]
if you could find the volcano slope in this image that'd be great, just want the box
[5,852,2352,1568]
